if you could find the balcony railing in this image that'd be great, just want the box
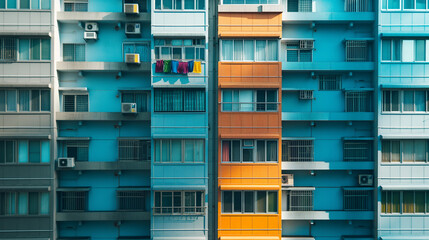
[345,0,373,12]
[282,140,314,162]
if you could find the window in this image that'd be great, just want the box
[123,43,150,62]
[345,91,372,112]
[63,94,88,112]
[287,0,312,12]
[221,191,278,213]
[0,89,50,112]
[58,191,88,212]
[0,0,50,9]
[343,140,372,162]
[318,75,341,91]
[65,141,89,162]
[223,0,278,3]
[282,140,314,162]
[345,40,371,62]
[0,192,49,215]
[18,39,50,60]
[154,191,204,215]
[284,190,313,211]
[121,92,149,112]
[63,44,85,62]
[404,0,427,9]
[64,0,88,11]
[343,189,372,210]
[286,40,313,62]
[221,89,278,112]
[117,190,146,211]
[154,139,204,163]
[154,88,205,112]
[0,38,17,61]
[382,191,429,214]
[155,0,204,9]
[221,39,278,61]
[221,139,277,163]
[383,39,429,62]
[125,0,148,12]
[0,140,50,164]
[382,39,401,61]
[118,139,150,161]
[382,90,428,112]
[345,0,373,12]
[382,140,428,163]
[155,39,204,61]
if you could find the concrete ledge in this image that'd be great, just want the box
[282,112,374,121]
[218,4,283,12]
[57,161,150,171]
[56,211,150,221]
[282,211,373,220]
[282,161,374,170]
[282,62,375,71]
[283,12,375,22]
[56,112,150,121]
[57,12,150,22]
[56,61,150,72]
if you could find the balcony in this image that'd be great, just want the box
[281,210,373,220]
[56,211,150,221]
[56,112,151,121]
[57,11,150,22]
[56,61,151,72]
[281,112,374,121]
[282,161,374,170]
[283,12,375,23]
[56,160,150,171]
[281,61,374,71]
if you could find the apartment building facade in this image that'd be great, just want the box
[0,0,428,240]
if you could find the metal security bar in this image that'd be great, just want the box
[282,140,314,162]
[66,141,89,161]
[344,190,372,210]
[0,38,17,61]
[117,191,145,211]
[319,75,341,91]
[59,191,88,212]
[288,190,314,211]
[153,191,205,215]
[118,140,150,161]
[288,0,312,12]
[345,91,372,112]
[345,40,369,62]
[345,0,372,12]
[343,141,372,161]
[286,41,313,62]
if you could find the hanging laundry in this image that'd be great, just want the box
[171,60,179,73]
[177,61,185,74]
[188,60,194,73]
[163,60,172,73]
[193,61,202,73]
[182,61,189,74]
[155,60,164,73]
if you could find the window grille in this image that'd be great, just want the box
[286,41,313,62]
[345,91,372,112]
[344,190,372,210]
[282,140,314,162]
[66,141,89,161]
[343,140,372,162]
[0,38,17,61]
[287,0,312,12]
[123,43,150,62]
[319,75,341,91]
[299,90,313,100]
[345,0,372,12]
[287,190,313,211]
[345,40,369,62]
[59,191,88,211]
[63,44,85,62]
[154,191,205,215]
[117,191,145,211]
[118,140,150,161]
[64,1,88,12]
[63,95,88,112]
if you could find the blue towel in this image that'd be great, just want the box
[172,60,179,73]
[188,60,194,73]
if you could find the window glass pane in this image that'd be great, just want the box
[243,40,254,61]
[184,0,194,9]
[41,90,50,111]
[392,40,401,61]
[41,39,50,60]
[7,90,17,111]
[5,141,15,163]
[0,141,4,163]
[31,0,39,9]
[403,91,414,111]
[233,40,243,61]
[75,44,85,61]
[222,40,233,61]
[382,141,390,162]
[155,140,160,162]
[20,0,29,8]
[40,140,49,163]
[7,0,16,9]
[0,90,5,111]
[194,140,204,162]
[267,40,278,61]
[223,191,232,213]
[239,90,253,111]
[19,90,29,111]
[29,140,40,163]
[197,0,204,9]
[171,140,182,162]
[242,148,253,162]
[416,0,426,9]
[256,40,266,61]
[403,140,414,162]
[403,191,414,213]
[256,191,266,213]
[18,140,28,163]
[30,39,40,60]
[267,141,277,162]
[40,192,49,214]
[76,95,88,112]
[172,48,182,59]
[256,140,265,162]
[381,192,386,213]
[392,91,399,111]
[18,192,28,215]
[415,40,425,61]
[244,191,254,213]
[382,0,387,9]
[28,192,38,215]
[233,191,241,212]
[232,140,240,162]
[223,90,232,111]
[415,191,425,213]
[388,0,399,9]
[163,0,172,9]
[19,39,30,60]
[267,192,277,213]
[184,140,194,162]
[175,0,182,9]
[31,90,40,111]
[382,40,391,61]
[0,0,5,8]
[161,139,170,162]
[41,0,49,9]
[404,0,414,9]
[155,0,161,8]
[392,141,400,162]
[185,47,195,60]
[415,140,426,162]
[415,91,425,112]
[402,40,414,62]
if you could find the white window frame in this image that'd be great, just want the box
[382,139,429,163]
[221,139,278,163]
[154,139,205,163]
[221,190,278,214]
[220,39,280,62]
[154,0,205,10]
[220,89,279,112]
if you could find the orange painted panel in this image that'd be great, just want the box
[218,13,282,38]
[218,62,282,87]
[218,112,282,137]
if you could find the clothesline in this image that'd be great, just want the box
[155,60,202,74]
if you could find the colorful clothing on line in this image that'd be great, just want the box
[155,60,163,73]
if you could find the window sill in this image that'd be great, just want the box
[153,162,205,165]
[220,162,279,165]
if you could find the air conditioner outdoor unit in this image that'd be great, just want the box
[124,3,139,14]
[122,103,137,114]
[58,157,75,168]
[125,53,140,64]
[282,174,294,187]
[85,22,99,32]
[125,23,141,35]
[299,90,314,100]
[84,32,98,40]
[300,40,314,49]
[358,174,373,186]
